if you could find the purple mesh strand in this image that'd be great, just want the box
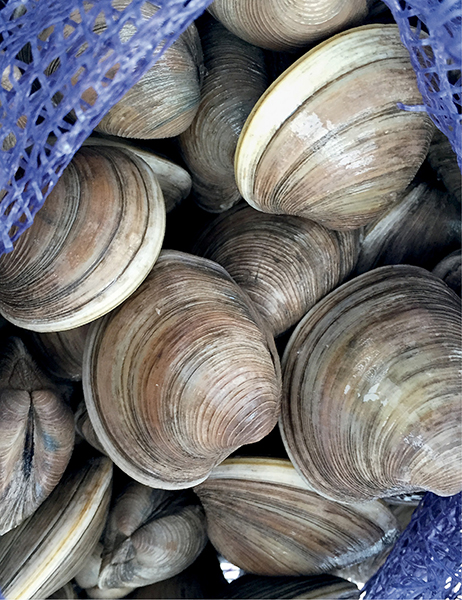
[363,492,462,599]
[0,0,213,255]
[381,0,462,169]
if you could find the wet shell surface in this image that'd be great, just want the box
[0,337,75,535]
[79,483,207,595]
[194,204,359,336]
[208,0,368,51]
[426,129,461,202]
[432,250,461,296]
[94,1,203,138]
[83,251,281,489]
[0,146,165,332]
[179,17,268,212]
[280,265,462,502]
[354,181,461,274]
[194,457,399,576]
[0,455,112,600]
[235,25,434,230]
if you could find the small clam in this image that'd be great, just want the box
[0,146,165,332]
[84,251,281,489]
[354,181,461,274]
[426,129,461,202]
[77,483,207,596]
[281,265,462,502]
[235,25,434,230]
[221,574,360,599]
[0,337,75,534]
[208,0,368,51]
[84,137,192,213]
[194,457,399,575]
[93,1,203,139]
[194,204,360,336]
[432,250,461,296]
[179,17,268,212]
[0,455,112,600]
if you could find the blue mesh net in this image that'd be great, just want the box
[0,0,213,255]
[363,492,462,599]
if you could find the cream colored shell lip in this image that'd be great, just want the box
[235,24,415,203]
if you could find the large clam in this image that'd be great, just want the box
[280,265,462,502]
[235,25,434,230]
[0,146,165,332]
[83,251,281,489]
[194,204,359,336]
[207,0,368,51]
[194,457,399,576]
[179,17,268,212]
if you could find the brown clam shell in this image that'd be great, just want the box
[0,146,165,332]
[194,204,360,336]
[83,251,281,489]
[280,265,462,502]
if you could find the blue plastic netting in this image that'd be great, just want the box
[0,0,213,256]
[363,492,462,599]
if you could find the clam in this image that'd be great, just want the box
[432,250,461,296]
[426,129,461,202]
[0,337,75,535]
[221,574,360,599]
[235,25,434,230]
[280,265,462,502]
[0,146,165,332]
[84,137,192,213]
[83,250,281,489]
[75,401,106,455]
[77,483,207,597]
[93,1,203,139]
[194,204,360,336]
[0,455,112,600]
[354,181,461,274]
[194,457,399,576]
[30,324,91,381]
[47,582,79,599]
[178,17,268,212]
[207,0,368,51]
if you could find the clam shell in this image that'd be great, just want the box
[432,250,461,296]
[354,181,461,274]
[83,250,281,489]
[0,455,112,600]
[84,137,192,213]
[179,17,268,212]
[81,483,207,594]
[280,265,462,502]
[221,574,360,599]
[208,0,368,51]
[235,25,434,230]
[426,129,461,202]
[194,204,359,336]
[94,1,203,139]
[0,146,165,332]
[0,337,75,534]
[194,457,399,576]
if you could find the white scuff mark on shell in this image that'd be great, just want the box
[344,384,351,395]
[337,149,374,172]
[363,382,380,403]
[155,307,161,315]
[289,112,329,140]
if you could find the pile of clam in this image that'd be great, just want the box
[0,1,460,598]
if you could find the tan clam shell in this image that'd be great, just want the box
[93,1,203,139]
[194,457,399,576]
[235,25,434,230]
[84,137,192,213]
[432,250,461,296]
[83,250,281,489]
[0,146,165,332]
[354,181,461,274]
[179,18,268,212]
[80,483,207,594]
[208,0,368,51]
[194,204,360,336]
[0,455,112,600]
[0,337,75,535]
[280,265,462,502]
[221,574,360,599]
